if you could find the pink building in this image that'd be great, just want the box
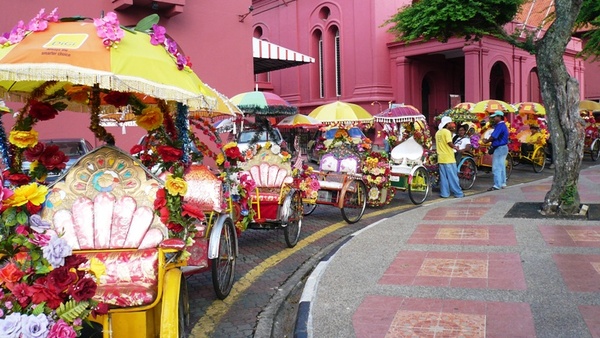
[0,1,595,150]
[252,0,587,130]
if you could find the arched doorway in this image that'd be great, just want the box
[421,76,432,123]
[489,62,511,102]
[527,68,542,103]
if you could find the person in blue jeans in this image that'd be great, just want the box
[484,110,509,191]
[435,116,464,198]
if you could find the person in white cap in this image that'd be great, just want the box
[435,116,464,198]
[484,110,509,190]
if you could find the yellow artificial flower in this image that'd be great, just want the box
[216,153,225,165]
[88,257,106,278]
[136,107,164,131]
[264,141,272,149]
[4,183,48,207]
[165,175,188,196]
[9,129,38,149]
[222,142,238,151]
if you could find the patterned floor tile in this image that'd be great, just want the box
[379,251,526,290]
[423,207,490,221]
[540,226,600,247]
[553,254,600,292]
[579,305,600,338]
[353,296,535,338]
[408,225,517,246]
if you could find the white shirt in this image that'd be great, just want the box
[454,136,471,150]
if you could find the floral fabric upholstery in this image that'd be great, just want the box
[80,249,158,307]
[246,164,292,204]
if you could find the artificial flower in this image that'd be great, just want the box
[29,100,58,121]
[0,263,25,285]
[4,183,48,207]
[48,319,77,338]
[9,129,38,149]
[38,145,68,170]
[150,24,166,45]
[42,234,72,268]
[157,145,183,162]
[165,176,187,196]
[64,85,91,104]
[216,153,225,165]
[24,143,45,162]
[182,203,205,220]
[93,12,124,48]
[102,91,131,107]
[136,107,164,131]
[68,277,97,302]
[3,172,30,186]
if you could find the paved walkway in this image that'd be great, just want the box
[296,166,600,338]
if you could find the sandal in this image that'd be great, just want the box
[487,187,500,191]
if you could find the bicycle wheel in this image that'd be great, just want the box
[458,157,477,190]
[408,166,430,204]
[284,190,303,248]
[211,217,236,300]
[505,153,513,179]
[591,139,600,161]
[341,179,367,224]
[532,147,546,173]
[302,202,317,216]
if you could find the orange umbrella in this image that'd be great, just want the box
[472,99,515,114]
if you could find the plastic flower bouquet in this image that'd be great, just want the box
[292,165,320,202]
[362,151,393,206]
[0,179,108,337]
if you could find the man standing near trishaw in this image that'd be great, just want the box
[484,110,509,191]
[435,116,464,198]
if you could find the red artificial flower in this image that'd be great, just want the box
[224,146,243,161]
[26,201,42,215]
[39,145,68,170]
[30,277,66,309]
[130,144,143,155]
[4,171,31,186]
[182,203,205,221]
[0,262,25,284]
[91,302,109,318]
[63,255,87,270]
[159,206,170,224]
[103,91,131,107]
[68,277,97,302]
[154,189,167,209]
[29,100,59,121]
[47,266,78,293]
[167,222,184,233]
[24,142,45,161]
[156,145,183,162]
[6,282,33,308]
[15,225,29,235]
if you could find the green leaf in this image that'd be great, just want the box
[52,102,68,112]
[135,14,160,32]
[56,299,91,323]
[31,302,47,316]
[16,211,28,225]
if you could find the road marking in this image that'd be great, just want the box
[190,202,415,337]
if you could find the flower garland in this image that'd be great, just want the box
[0,177,108,336]
[362,151,395,207]
[292,165,320,201]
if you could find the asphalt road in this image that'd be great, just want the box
[184,158,597,338]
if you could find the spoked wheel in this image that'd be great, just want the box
[458,157,477,190]
[340,179,367,224]
[211,217,236,300]
[591,139,600,161]
[532,147,546,173]
[408,166,430,204]
[178,277,190,338]
[302,202,317,216]
[284,190,303,248]
[505,153,513,179]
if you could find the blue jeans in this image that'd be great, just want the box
[438,163,464,198]
[492,144,508,189]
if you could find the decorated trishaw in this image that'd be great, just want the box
[580,109,600,161]
[367,104,433,205]
[509,102,549,172]
[302,101,372,223]
[0,10,254,337]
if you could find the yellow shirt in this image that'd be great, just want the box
[435,128,455,164]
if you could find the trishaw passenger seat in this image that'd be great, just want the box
[390,137,424,164]
[40,146,170,308]
[521,143,535,154]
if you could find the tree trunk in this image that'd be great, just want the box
[535,0,585,215]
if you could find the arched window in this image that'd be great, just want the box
[334,28,341,97]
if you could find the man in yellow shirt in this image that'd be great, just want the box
[435,116,464,198]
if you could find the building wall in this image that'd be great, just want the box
[0,1,254,150]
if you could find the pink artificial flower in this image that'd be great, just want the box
[176,53,187,70]
[93,12,124,47]
[150,24,166,45]
[28,8,58,32]
[48,319,77,338]
[165,39,178,54]
[9,21,28,44]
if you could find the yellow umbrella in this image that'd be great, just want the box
[191,84,243,119]
[454,102,476,110]
[579,100,600,112]
[308,101,374,125]
[513,102,546,116]
[472,99,516,114]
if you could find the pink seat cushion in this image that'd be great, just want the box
[80,248,159,307]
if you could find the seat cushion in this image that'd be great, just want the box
[80,248,159,307]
